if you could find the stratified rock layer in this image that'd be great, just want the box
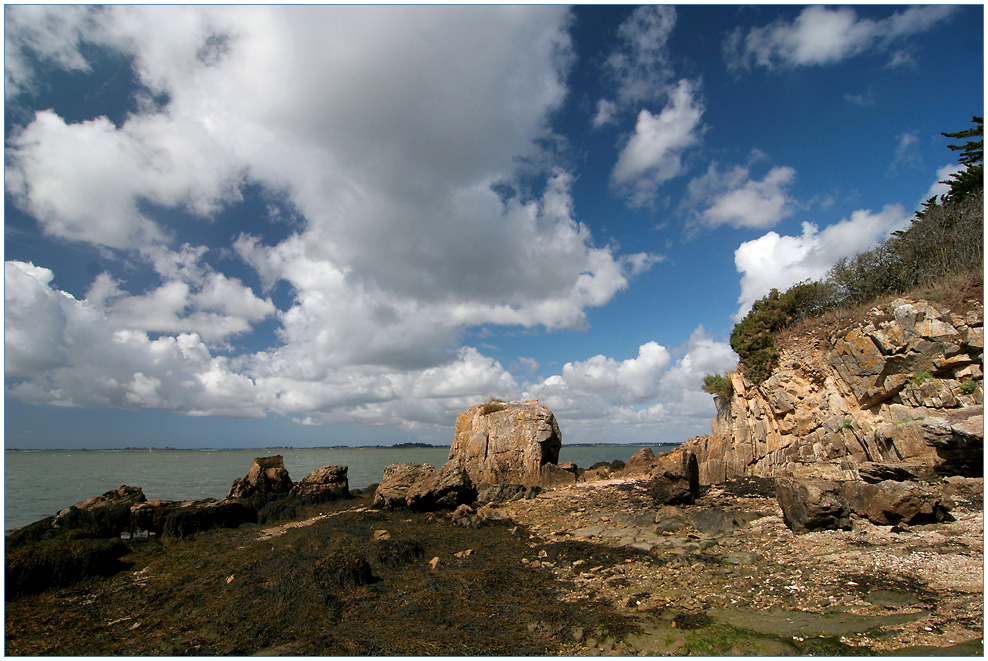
[686,297,983,483]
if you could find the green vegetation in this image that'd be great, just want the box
[701,373,734,401]
[960,380,980,395]
[726,116,983,384]
[909,371,933,386]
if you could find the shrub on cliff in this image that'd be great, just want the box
[724,116,982,385]
[730,281,834,382]
[701,373,733,401]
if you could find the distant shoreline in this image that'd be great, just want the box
[5,442,677,453]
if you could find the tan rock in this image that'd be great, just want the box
[449,400,562,487]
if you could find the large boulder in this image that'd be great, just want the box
[775,477,852,533]
[405,459,476,512]
[648,449,699,505]
[160,499,256,539]
[449,400,562,487]
[372,463,436,510]
[841,480,953,526]
[228,455,294,500]
[51,485,146,539]
[922,406,983,477]
[291,465,350,504]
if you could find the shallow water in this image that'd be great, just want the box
[4,443,672,531]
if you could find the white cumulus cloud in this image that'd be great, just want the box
[611,79,705,207]
[733,204,912,319]
[686,160,797,230]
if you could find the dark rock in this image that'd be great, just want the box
[256,499,299,525]
[652,505,691,533]
[648,450,699,505]
[50,485,146,539]
[841,480,954,526]
[376,539,425,569]
[922,406,983,477]
[689,508,764,535]
[373,463,436,510]
[313,551,376,600]
[406,459,477,512]
[5,516,58,549]
[5,537,129,600]
[228,455,294,499]
[291,465,349,504]
[475,483,541,504]
[161,499,257,539]
[775,477,852,533]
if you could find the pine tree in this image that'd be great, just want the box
[940,116,983,203]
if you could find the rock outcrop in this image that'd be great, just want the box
[291,465,350,503]
[228,455,294,499]
[648,449,700,505]
[449,400,562,487]
[687,297,983,483]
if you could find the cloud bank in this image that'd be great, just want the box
[6,5,702,441]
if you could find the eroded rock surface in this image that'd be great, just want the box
[687,297,983,483]
[449,400,562,487]
[228,455,294,499]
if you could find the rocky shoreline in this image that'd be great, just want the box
[4,461,983,656]
[5,394,984,655]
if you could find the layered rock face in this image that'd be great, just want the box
[449,400,563,487]
[688,297,983,483]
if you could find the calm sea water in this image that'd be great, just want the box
[3,444,674,531]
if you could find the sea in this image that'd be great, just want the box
[3,443,675,532]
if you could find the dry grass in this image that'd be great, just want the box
[778,269,983,351]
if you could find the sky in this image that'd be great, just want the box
[3,4,984,449]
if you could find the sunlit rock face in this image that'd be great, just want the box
[450,400,563,487]
[685,297,983,484]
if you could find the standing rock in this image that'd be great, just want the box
[291,465,350,504]
[648,450,699,505]
[228,455,293,499]
[449,400,562,487]
[775,477,852,533]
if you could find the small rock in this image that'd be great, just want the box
[454,548,474,559]
[372,529,391,540]
[428,556,441,570]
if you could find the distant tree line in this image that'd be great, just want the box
[705,116,983,390]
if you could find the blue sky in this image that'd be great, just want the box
[4,5,983,449]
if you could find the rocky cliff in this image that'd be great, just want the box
[686,296,983,484]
